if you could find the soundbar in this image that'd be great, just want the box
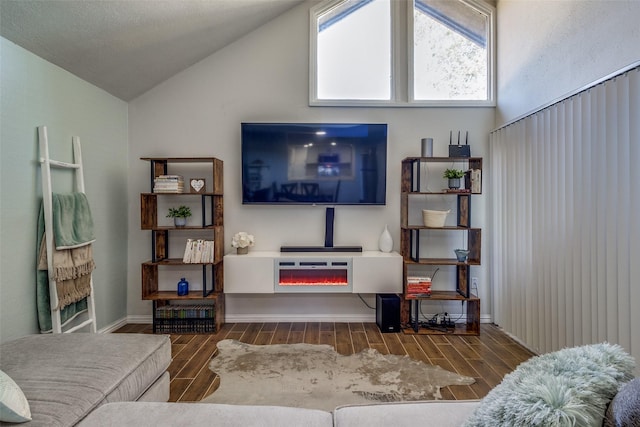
[280,246,362,253]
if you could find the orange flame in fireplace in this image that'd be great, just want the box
[279,270,348,286]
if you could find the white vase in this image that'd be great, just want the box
[378,224,393,253]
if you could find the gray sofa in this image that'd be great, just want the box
[0,333,171,426]
[77,377,640,427]
[78,400,481,427]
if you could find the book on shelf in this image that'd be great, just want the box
[182,239,215,263]
[154,188,184,193]
[155,304,215,319]
[406,276,432,297]
[154,175,185,193]
[405,293,434,300]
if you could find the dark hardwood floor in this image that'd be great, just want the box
[115,322,536,403]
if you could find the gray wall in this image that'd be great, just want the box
[496,0,640,126]
[0,38,129,343]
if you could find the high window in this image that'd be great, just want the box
[315,0,391,101]
[310,0,495,106]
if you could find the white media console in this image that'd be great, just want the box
[224,251,402,294]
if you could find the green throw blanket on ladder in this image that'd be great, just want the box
[36,193,95,333]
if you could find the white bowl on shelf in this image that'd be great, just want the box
[422,209,450,227]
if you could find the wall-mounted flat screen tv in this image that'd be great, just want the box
[241,123,387,205]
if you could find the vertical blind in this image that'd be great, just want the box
[490,64,640,363]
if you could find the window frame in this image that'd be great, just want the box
[408,0,496,107]
[309,0,399,107]
[309,0,496,107]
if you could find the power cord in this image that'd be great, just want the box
[453,301,465,323]
[414,300,466,333]
[357,293,375,310]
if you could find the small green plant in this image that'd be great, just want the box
[166,205,192,218]
[443,168,465,179]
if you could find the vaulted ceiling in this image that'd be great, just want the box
[0,0,306,101]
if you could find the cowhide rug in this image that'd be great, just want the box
[201,339,475,411]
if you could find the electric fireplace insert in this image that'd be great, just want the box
[274,258,353,293]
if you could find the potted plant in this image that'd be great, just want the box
[166,205,192,227]
[231,232,255,255]
[443,168,465,189]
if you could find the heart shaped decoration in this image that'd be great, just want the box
[191,179,205,192]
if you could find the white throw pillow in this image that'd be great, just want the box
[0,370,31,423]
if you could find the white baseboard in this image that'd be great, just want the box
[223,313,493,324]
[492,323,539,354]
[127,315,153,324]
[99,316,129,333]
[120,314,492,325]
[225,313,376,323]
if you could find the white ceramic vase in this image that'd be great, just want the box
[378,224,393,253]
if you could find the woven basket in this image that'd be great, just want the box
[422,209,450,227]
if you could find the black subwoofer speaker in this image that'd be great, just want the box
[376,293,401,333]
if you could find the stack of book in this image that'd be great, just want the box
[155,305,214,319]
[405,276,432,298]
[155,304,216,333]
[183,239,215,263]
[153,175,184,193]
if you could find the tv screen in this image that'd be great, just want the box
[241,123,387,205]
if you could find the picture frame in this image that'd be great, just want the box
[190,178,206,193]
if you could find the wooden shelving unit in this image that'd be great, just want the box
[140,157,224,333]
[400,157,482,335]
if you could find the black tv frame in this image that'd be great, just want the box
[241,122,387,206]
